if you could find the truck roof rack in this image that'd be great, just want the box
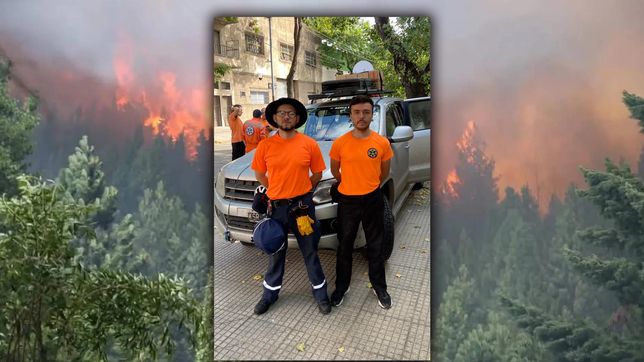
[308,78,394,103]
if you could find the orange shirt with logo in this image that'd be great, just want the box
[228,112,244,143]
[243,117,267,152]
[329,131,393,195]
[252,132,326,200]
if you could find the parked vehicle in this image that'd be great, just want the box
[214,80,430,260]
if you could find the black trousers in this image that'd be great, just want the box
[335,187,387,293]
[231,141,245,160]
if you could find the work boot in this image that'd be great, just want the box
[317,298,332,314]
[254,298,273,315]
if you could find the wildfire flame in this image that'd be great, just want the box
[441,120,479,199]
[112,36,208,159]
[456,121,479,164]
[442,169,462,198]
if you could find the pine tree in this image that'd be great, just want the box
[129,181,190,277]
[58,135,118,229]
[434,265,478,362]
[454,312,545,362]
[435,121,500,299]
[500,92,644,361]
[179,204,210,294]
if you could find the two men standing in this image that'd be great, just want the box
[248,94,393,315]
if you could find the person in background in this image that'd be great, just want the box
[229,104,245,160]
[243,109,267,153]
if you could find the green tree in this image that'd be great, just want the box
[434,265,478,361]
[622,91,644,133]
[454,312,545,362]
[196,268,214,362]
[0,58,40,197]
[128,181,189,276]
[374,17,431,97]
[303,17,374,73]
[0,176,200,360]
[501,92,644,361]
[58,135,118,229]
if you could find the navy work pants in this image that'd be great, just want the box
[261,193,328,303]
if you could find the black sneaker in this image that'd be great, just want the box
[317,299,332,314]
[373,289,392,309]
[331,286,350,307]
[254,298,273,315]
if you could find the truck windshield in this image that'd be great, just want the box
[302,105,380,141]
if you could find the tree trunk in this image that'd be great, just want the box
[374,17,430,98]
[287,17,302,98]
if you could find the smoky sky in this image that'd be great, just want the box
[433,0,644,206]
[1,0,644,206]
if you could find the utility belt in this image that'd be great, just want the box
[270,192,316,236]
[270,192,311,208]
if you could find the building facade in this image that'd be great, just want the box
[213,17,337,126]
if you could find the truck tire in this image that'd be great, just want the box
[382,196,395,261]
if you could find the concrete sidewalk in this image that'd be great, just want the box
[212,176,431,360]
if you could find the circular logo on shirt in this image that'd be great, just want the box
[245,126,255,136]
[367,148,378,158]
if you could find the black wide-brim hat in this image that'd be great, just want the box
[265,97,308,129]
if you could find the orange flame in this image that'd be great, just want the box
[456,120,478,164]
[442,169,461,198]
[112,35,208,159]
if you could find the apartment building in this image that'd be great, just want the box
[213,17,337,126]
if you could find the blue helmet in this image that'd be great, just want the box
[252,218,286,255]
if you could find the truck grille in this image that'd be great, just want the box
[224,178,260,202]
[225,215,257,231]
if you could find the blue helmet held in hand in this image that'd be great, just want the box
[252,217,286,255]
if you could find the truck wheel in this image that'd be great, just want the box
[382,196,395,260]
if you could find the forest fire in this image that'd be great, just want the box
[112,37,207,159]
[1,29,210,161]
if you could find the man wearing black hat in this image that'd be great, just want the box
[250,97,332,315]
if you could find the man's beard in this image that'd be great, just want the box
[278,124,295,131]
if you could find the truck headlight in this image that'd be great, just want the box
[312,179,335,204]
[216,171,225,197]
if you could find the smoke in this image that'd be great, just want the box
[1,1,644,204]
[0,1,215,156]
[433,0,644,208]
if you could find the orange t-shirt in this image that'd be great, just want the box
[251,132,326,200]
[243,117,267,152]
[329,130,393,195]
[228,113,244,143]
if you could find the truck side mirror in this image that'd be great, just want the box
[389,125,413,143]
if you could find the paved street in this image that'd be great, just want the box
[213,130,431,360]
